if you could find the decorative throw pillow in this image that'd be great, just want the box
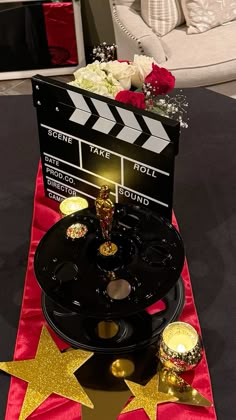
[141,0,185,37]
[181,0,236,34]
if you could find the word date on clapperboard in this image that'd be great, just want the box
[32,75,180,221]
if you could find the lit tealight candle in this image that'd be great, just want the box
[163,322,198,352]
[59,196,89,217]
[159,322,202,372]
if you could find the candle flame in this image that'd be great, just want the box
[176,344,186,353]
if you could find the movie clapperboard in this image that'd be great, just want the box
[32,75,180,221]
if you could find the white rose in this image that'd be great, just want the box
[101,60,135,90]
[131,55,156,88]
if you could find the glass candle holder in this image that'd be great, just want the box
[59,196,88,217]
[158,322,203,372]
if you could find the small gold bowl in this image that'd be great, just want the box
[158,322,203,372]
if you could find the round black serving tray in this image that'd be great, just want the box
[34,204,185,319]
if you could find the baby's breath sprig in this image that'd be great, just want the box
[143,84,189,128]
[92,42,117,63]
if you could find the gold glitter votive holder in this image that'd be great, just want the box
[59,196,89,217]
[158,322,203,372]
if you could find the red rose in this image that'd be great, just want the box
[144,64,175,95]
[115,90,146,109]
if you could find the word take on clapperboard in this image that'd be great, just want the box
[32,75,180,221]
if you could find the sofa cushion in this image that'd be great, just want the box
[181,0,236,34]
[141,0,185,36]
[161,22,236,86]
[113,4,167,63]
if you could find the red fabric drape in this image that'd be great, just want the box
[43,2,78,66]
[5,164,217,420]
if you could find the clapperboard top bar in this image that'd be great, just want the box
[32,75,180,156]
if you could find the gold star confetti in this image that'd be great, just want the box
[121,372,178,420]
[0,326,94,420]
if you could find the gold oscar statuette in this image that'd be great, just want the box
[95,185,118,256]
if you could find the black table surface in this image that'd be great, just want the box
[0,88,236,419]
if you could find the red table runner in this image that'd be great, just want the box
[5,164,217,420]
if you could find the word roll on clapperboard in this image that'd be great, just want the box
[32,75,180,221]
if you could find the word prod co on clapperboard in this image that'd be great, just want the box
[32,75,180,221]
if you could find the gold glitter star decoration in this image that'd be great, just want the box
[0,325,94,420]
[121,372,178,420]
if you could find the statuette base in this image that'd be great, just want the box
[99,242,118,256]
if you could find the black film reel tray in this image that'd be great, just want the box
[34,204,185,320]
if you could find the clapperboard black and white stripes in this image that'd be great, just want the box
[32,75,180,220]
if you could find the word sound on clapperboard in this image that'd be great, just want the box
[33,75,180,221]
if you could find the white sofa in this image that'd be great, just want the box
[109,0,236,88]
